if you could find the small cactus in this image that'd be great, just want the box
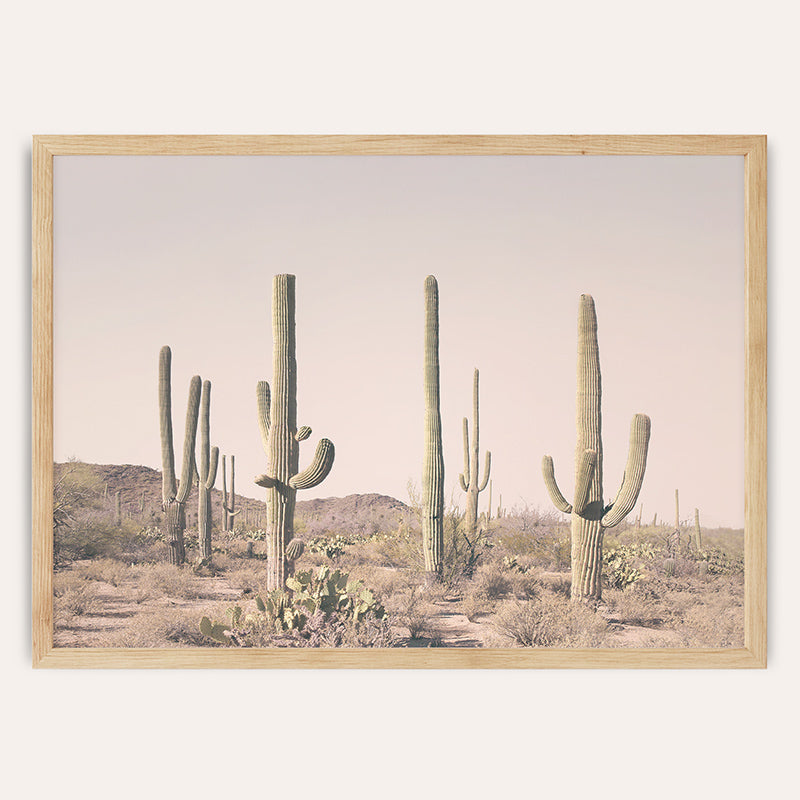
[221,455,241,532]
[159,346,201,566]
[458,368,491,542]
[286,538,305,561]
[663,558,677,577]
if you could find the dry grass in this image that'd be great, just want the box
[130,563,206,600]
[492,590,610,647]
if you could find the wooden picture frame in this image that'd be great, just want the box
[32,135,767,668]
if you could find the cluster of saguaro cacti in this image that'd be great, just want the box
[159,345,201,565]
[459,368,491,541]
[197,380,220,561]
[255,274,335,591]
[542,295,651,601]
[221,455,241,532]
[422,275,445,581]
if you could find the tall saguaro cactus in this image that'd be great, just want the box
[159,345,202,566]
[221,455,241,532]
[255,275,335,591]
[542,295,651,601]
[459,368,491,540]
[422,275,445,580]
[693,508,703,551]
[197,380,220,561]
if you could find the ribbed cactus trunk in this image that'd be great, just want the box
[114,491,122,527]
[197,380,219,561]
[422,275,444,580]
[694,508,703,551]
[459,368,491,541]
[221,455,239,532]
[542,295,651,601]
[571,295,605,599]
[256,275,335,591]
[486,480,493,525]
[159,346,201,566]
[221,456,229,531]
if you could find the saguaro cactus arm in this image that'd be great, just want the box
[601,414,651,527]
[289,438,336,489]
[257,380,271,452]
[295,426,312,441]
[477,451,491,492]
[159,346,177,504]
[459,417,470,492]
[205,447,219,490]
[175,375,202,504]
[573,449,597,516]
[542,455,573,514]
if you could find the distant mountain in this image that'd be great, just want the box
[53,462,415,535]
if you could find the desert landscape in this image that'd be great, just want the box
[51,156,745,650]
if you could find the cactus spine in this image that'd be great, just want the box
[459,368,491,540]
[542,295,651,601]
[221,455,241,532]
[197,380,220,560]
[255,275,335,591]
[422,275,444,580]
[159,345,201,566]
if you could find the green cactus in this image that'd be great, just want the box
[286,538,305,561]
[663,558,677,577]
[114,491,122,527]
[255,275,335,591]
[693,507,703,551]
[459,368,491,542]
[542,295,651,601]
[197,380,220,561]
[422,275,445,580]
[221,455,241,532]
[159,345,201,566]
[486,479,493,525]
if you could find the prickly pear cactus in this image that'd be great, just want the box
[255,275,335,591]
[542,295,651,601]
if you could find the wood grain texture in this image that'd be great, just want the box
[31,135,767,668]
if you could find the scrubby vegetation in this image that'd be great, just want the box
[53,462,744,649]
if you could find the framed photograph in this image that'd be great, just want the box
[32,135,766,668]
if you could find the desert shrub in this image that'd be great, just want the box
[77,558,130,587]
[492,591,609,647]
[385,584,437,639]
[676,601,744,648]
[103,606,219,648]
[53,574,101,620]
[603,547,641,590]
[131,563,205,600]
[472,564,513,601]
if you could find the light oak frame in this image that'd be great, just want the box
[32,135,767,668]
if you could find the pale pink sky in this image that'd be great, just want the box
[53,155,744,527]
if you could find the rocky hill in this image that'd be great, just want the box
[54,462,415,535]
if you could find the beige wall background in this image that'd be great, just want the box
[4,2,794,799]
